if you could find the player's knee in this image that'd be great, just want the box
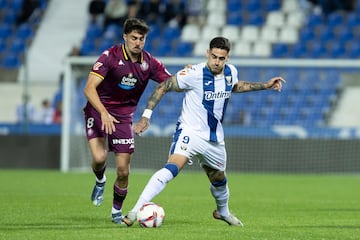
[211,177,227,187]
[116,166,129,178]
[164,163,179,177]
[93,151,107,164]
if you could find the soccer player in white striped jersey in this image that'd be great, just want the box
[122,37,285,226]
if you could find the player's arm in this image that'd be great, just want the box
[133,75,179,135]
[233,76,286,93]
[84,73,119,134]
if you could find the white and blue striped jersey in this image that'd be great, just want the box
[175,62,239,143]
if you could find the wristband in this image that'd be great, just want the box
[142,109,153,119]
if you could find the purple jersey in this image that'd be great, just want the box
[85,44,171,122]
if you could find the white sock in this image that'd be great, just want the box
[210,184,230,217]
[131,168,174,213]
[96,174,106,183]
[111,206,121,214]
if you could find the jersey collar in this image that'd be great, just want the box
[122,44,143,63]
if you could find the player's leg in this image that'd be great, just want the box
[89,137,107,206]
[122,153,188,226]
[109,122,134,224]
[203,165,243,226]
[202,143,243,227]
[85,106,108,206]
[111,152,131,224]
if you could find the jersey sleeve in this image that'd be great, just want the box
[229,64,239,88]
[149,56,172,83]
[176,65,197,90]
[90,49,113,79]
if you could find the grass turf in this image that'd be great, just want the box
[0,170,359,240]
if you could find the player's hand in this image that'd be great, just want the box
[266,76,286,92]
[133,117,150,136]
[101,112,120,135]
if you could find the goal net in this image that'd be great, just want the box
[61,57,360,173]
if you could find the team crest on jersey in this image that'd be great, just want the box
[140,61,149,71]
[225,76,232,86]
[118,73,138,90]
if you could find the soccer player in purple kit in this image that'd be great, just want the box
[83,18,171,224]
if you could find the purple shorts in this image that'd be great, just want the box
[84,105,135,154]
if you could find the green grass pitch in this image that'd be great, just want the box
[0,169,359,240]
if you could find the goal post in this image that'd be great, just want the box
[61,56,360,173]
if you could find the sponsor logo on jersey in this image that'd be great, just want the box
[118,60,124,65]
[204,81,212,85]
[204,91,231,100]
[118,73,138,90]
[112,138,135,145]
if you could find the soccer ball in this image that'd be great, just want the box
[137,202,165,228]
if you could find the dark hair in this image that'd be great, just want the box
[209,37,231,52]
[123,18,150,35]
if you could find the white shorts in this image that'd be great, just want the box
[169,125,227,171]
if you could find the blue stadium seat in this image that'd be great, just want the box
[243,1,260,12]
[306,41,327,58]
[3,10,17,24]
[316,25,334,42]
[15,23,34,40]
[227,13,243,25]
[154,41,172,56]
[80,39,96,56]
[146,24,161,43]
[0,38,6,53]
[161,25,181,42]
[263,0,281,11]
[85,24,102,42]
[104,24,122,37]
[9,0,23,13]
[0,0,6,8]
[326,40,345,58]
[174,41,193,57]
[345,12,359,27]
[0,23,13,40]
[326,12,344,27]
[247,12,264,26]
[335,27,353,43]
[227,0,241,12]
[2,53,21,68]
[301,69,320,82]
[299,27,315,42]
[345,42,360,58]
[98,38,115,52]
[306,14,323,27]
[272,43,289,58]
[9,37,26,54]
[291,42,307,58]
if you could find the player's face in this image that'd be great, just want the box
[123,30,146,55]
[206,48,229,75]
